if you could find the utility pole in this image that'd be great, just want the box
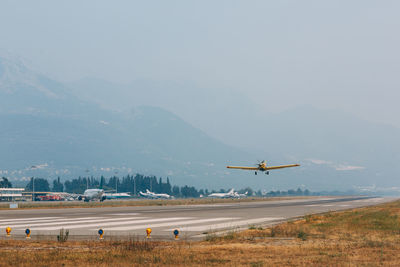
[30,166,37,201]
[85,169,89,189]
[150,178,152,192]
[114,171,118,193]
[133,176,136,196]
[32,177,35,201]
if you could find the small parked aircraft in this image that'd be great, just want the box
[208,189,236,198]
[78,189,106,202]
[227,160,300,175]
[139,189,172,199]
[208,189,248,199]
[232,191,248,198]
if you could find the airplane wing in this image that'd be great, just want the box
[265,164,300,170]
[227,166,258,170]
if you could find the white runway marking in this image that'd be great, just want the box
[176,217,284,232]
[32,217,190,231]
[0,217,60,223]
[309,204,349,207]
[7,217,150,229]
[370,198,384,202]
[353,198,382,203]
[109,213,140,216]
[184,204,232,208]
[0,217,106,228]
[102,217,235,231]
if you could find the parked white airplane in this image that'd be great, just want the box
[78,189,106,202]
[208,189,248,199]
[232,191,248,198]
[208,189,236,198]
[139,189,172,199]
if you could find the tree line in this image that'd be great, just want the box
[23,174,205,198]
[0,177,12,188]
[3,175,312,198]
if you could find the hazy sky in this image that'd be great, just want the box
[1,0,400,127]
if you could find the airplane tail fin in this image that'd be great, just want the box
[146,189,151,193]
[228,189,234,194]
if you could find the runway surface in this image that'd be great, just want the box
[0,196,395,240]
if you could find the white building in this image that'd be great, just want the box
[0,188,25,201]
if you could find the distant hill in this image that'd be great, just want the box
[67,77,259,146]
[68,76,400,192]
[1,56,399,192]
[0,57,261,189]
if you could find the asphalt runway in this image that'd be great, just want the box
[0,196,395,240]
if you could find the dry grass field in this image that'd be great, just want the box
[1,199,400,266]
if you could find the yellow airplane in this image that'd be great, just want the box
[227,160,300,175]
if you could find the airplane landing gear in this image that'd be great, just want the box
[255,171,257,175]
[266,171,269,175]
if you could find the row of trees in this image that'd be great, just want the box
[24,175,203,198]
[0,177,12,188]
[264,188,311,196]
[21,175,311,198]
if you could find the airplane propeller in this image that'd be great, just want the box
[256,160,266,167]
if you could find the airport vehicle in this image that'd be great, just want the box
[105,192,131,199]
[78,189,106,202]
[139,189,172,199]
[227,160,300,175]
[37,195,64,201]
[208,189,236,198]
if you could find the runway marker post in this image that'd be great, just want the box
[146,228,152,239]
[6,227,11,237]
[173,229,179,240]
[98,229,104,240]
[25,229,31,239]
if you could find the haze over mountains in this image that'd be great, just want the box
[1,56,399,192]
[0,57,255,188]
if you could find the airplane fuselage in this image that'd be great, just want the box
[82,189,106,202]
[139,190,172,199]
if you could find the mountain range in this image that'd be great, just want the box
[1,56,399,192]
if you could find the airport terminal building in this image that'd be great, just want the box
[0,188,25,201]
